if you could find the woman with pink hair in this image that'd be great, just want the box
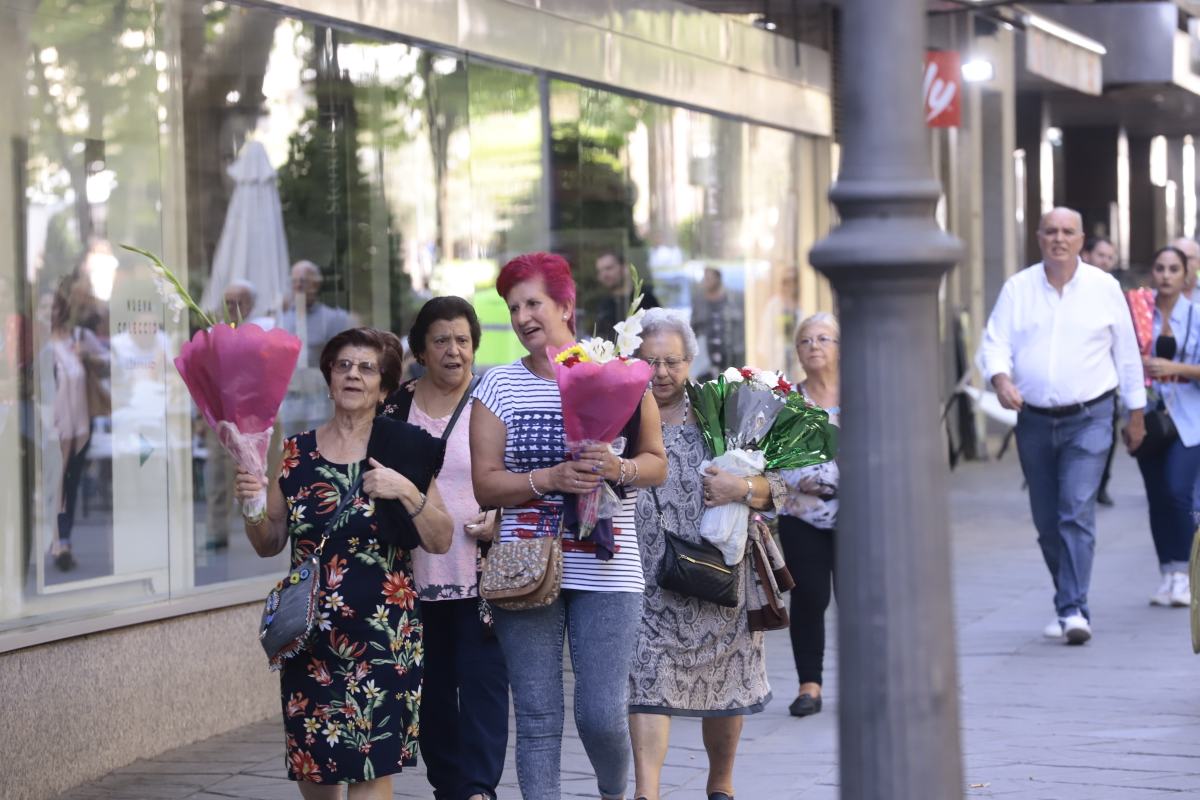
[470,252,667,800]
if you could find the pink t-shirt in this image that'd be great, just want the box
[408,400,482,600]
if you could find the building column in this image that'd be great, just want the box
[809,0,965,798]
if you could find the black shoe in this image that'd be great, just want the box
[54,548,76,572]
[1097,489,1114,507]
[789,693,822,717]
[709,794,734,800]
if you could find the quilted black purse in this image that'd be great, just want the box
[652,488,739,608]
[259,475,362,670]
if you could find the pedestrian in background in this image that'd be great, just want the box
[1133,246,1200,607]
[380,297,509,800]
[470,252,667,800]
[1083,234,1132,506]
[627,308,778,800]
[979,207,1146,645]
[779,313,840,718]
[1174,237,1200,301]
[236,327,453,798]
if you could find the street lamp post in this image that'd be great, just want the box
[809,1,965,799]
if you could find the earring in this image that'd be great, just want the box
[562,314,569,320]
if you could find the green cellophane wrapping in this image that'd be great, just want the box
[687,377,730,457]
[763,392,838,470]
[687,379,837,469]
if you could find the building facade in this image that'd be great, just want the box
[0,0,835,794]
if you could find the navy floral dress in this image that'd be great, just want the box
[277,430,422,785]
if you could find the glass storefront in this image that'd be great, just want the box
[0,0,830,638]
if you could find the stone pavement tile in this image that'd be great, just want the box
[200,774,298,799]
[70,454,1200,799]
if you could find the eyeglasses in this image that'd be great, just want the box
[332,358,380,376]
[645,356,689,370]
[798,335,839,348]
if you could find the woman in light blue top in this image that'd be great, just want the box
[1136,245,1200,607]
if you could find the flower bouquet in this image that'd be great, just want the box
[547,273,653,560]
[1126,287,1155,387]
[688,366,837,564]
[124,245,302,518]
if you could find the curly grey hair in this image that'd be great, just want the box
[639,307,699,362]
[795,311,840,343]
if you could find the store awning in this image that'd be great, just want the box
[1019,8,1106,96]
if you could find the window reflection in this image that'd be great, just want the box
[0,0,828,634]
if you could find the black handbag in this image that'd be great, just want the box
[652,488,739,608]
[1134,407,1178,460]
[1134,304,1192,460]
[259,475,362,670]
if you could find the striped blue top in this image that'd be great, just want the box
[473,360,645,593]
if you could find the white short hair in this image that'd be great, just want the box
[224,278,256,299]
[639,307,699,362]
[795,311,839,343]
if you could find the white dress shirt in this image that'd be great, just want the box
[978,260,1147,410]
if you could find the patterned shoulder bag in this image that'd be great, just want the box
[259,475,363,670]
[479,504,563,611]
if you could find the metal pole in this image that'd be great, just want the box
[809,1,965,799]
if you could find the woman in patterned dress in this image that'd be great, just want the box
[628,308,784,800]
[236,327,453,799]
[470,252,667,800]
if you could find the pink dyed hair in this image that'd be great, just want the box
[496,252,577,333]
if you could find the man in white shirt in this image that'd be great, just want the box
[979,207,1146,645]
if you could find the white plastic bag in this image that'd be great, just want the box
[698,448,765,565]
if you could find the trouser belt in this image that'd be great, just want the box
[1023,389,1115,418]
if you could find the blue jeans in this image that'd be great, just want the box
[1137,438,1200,572]
[1015,398,1113,620]
[492,589,643,800]
[419,598,509,800]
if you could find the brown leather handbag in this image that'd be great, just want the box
[747,519,793,632]
[479,512,563,611]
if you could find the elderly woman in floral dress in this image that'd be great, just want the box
[628,308,786,800]
[236,326,453,799]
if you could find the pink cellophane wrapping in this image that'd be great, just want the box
[547,344,653,537]
[175,323,302,514]
[1126,288,1155,387]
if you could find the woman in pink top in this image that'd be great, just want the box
[380,297,508,800]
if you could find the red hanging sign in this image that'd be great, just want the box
[924,51,961,128]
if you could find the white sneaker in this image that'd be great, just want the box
[1042,618,1064,639]
[1062,614,1091,645]
[1170,572,1191,607]
[1151,574,1174,607]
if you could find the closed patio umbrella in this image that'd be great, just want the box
[200,140,289,317]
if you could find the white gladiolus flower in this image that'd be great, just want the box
[723,366,746,383]
[616,331,642,357]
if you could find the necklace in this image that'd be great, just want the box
[660,389,691,449]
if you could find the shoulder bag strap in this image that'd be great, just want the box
[441,375,481,441]
[315,474,364,555]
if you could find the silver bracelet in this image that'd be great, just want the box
[410,491,429,517]
[628,458,640,486]
[617,458,628,486]
[742,478,754,505]
[528,469,546,498]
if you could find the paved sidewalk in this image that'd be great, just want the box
[63,454,1200,798]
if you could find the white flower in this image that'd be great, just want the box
[613,310,646,357]
[754,370,782,389]
[722,366,746,383]
[616,331,642,357]
[581,337,616,363]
